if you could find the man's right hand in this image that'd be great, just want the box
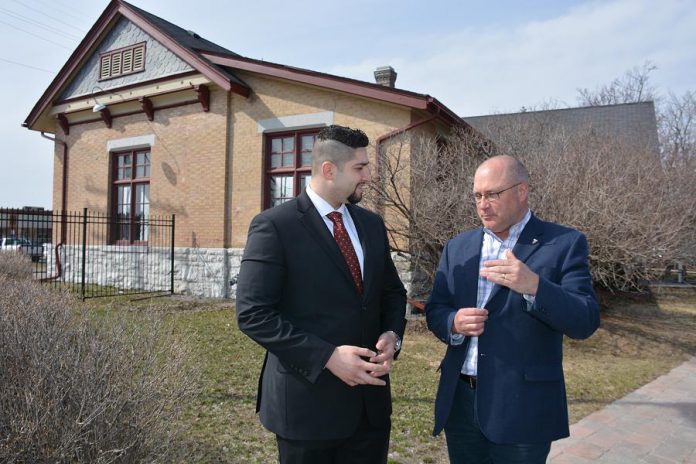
[325,345,389,387]
[452,307,488,336]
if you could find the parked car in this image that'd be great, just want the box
[0,237,43,262]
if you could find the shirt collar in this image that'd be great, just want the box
[483,209,532,243]
[306,184,348,218]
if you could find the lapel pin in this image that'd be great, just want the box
[532,238,539,245]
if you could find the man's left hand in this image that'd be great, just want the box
[481,249,539,296]
[369,332,397,376]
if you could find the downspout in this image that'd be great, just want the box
[374,116,436,311]
[374,115,437,176]
[222,90,233,298]
[373,114,440,214]
[40,131,67,281]
[375,108,467,311]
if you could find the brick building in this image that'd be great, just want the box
[23,0,468,297]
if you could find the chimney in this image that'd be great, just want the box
[374,66,397,88]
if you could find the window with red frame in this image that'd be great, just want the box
[265,130,317,208]
[111,150,150,244]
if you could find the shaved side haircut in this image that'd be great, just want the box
[312,125,369,175]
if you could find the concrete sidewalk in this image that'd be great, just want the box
[549,357,696,463]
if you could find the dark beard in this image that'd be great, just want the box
[348,190,362,204]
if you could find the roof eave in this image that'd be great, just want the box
[116,2,249,96]
[23,1,120,130]
[23,0,250,132]
[201,52,439,110]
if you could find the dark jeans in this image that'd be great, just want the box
[276,411,390,464]
[444,377,551,464]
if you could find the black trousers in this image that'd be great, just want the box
[276,409,390,464]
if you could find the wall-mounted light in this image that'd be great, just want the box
[91,85,121,112]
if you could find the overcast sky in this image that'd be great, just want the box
[1,0,694,208]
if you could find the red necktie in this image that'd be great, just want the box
[326,211,363,295]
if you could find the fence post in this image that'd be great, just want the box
[676,261,685,284]
[81,207,87,300]
[170,214,175,294]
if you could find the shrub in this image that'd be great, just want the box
[0,251,32,280]
[370,124,696,293]
[0,256,196,463]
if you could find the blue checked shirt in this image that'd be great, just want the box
[451,209,533,375]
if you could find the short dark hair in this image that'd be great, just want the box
[316,125,369,148]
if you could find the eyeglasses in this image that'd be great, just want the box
[474,182,521,203]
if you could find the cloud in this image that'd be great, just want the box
[328,0,696,116]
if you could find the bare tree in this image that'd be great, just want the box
[490,115,696,290]
[370,63,695,295]
[577,62,695,171]
[365,129,492,298]
[577,61,658,106]
[369,118,696,293]
[660,90,696,170]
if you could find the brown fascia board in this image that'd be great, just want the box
[22,1,120,129]
[201,51,464,117]
[426,97,469,128]
[116,2,249,97]
[23,0,249,131]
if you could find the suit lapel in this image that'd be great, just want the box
[512,214,544,263]
[462,229,484,308]
[296,191,359,293]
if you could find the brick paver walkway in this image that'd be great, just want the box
[549,357,696,463]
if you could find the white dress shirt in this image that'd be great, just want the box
[452,209,532,375]
[306,185,364,275]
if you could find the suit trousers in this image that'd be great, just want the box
[276,406,390,464]
[444,376,551,464]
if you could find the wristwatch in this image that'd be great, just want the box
[385,330,402,352]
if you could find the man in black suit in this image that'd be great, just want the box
[236,125,407,464]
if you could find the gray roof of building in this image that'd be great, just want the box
[463,101,659,152]
[121,1,249,89]
[123,1,239,57]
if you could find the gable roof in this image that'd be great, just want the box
[23,0,251,131]
[24,0,466,131]
[463,101,659,152]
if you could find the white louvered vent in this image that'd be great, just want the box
[99,43,146,80]
[111,53,121,76]
[100,55,112,79]
[133,45,144,70]
[122,48,133,73]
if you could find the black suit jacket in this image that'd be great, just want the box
[236,190,407,440]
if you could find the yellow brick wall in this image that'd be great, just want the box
[227,73,419,247]
[50,76,441,250]
[52,87,228,248]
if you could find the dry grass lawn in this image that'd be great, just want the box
[90,288,696,464]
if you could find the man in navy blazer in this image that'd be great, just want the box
[236,125,406,463]
[426,155,599,463]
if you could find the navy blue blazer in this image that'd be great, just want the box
[426,214,599,444]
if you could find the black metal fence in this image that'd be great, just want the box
[1,207,175,299]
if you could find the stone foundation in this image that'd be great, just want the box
[43,245,416,300]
